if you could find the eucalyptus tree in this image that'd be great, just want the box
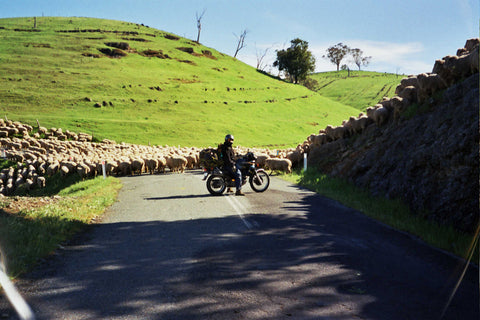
[273,38,316,84]
[323,43,350,71]
[350,48,372,70]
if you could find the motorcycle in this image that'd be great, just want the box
[205,152,270,195]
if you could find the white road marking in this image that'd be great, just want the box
[225,195,252,229]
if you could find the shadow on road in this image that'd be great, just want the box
[144,194,213,201]
[6,184,479,320]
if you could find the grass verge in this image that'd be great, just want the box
[0,176,122,278]
[280,169,478,264]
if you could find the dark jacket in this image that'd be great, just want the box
[221,141,235,167]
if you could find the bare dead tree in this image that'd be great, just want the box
[195,9,206,43]
[255,43,272,70]
[233,29,248,58]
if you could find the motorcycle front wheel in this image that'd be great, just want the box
[206,174,227,195]
[249,170,270,192]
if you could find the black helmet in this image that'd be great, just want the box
[225,134,234,141]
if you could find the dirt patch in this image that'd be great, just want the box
[177,47,194,54]
[0,196,62,216]
[13,28,41,32]
[176,59,197,66]
[105,42,130,50]
[122,37,150,42]
[25,43,52,48]
[56,29,139,36]
[140,49,170,59]
[82,52,102,58]
[98,48,127,58]
[164,34,180,41]
[202,50,217,60]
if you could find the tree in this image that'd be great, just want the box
[195,9,206,43]
[323,43,350,71]
[350,48,371,70]
[233,29,248,58]
[273,38,316,84]
[255,43,271,71]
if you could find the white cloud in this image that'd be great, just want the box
[310,40,431,75]
[238,39,434,76]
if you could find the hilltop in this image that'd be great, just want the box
[0,16,363,148]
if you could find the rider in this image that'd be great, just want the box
[221,134,245,196]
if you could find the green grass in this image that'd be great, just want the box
[0,175,122,277]
[0,16,361,148]
[310,70,403,111]
[281,169,478,264]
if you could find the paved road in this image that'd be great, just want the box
[1,170,479,319]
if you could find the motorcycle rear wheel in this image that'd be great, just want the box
[206,174,227,195]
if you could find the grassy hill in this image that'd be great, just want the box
[0,16,366,148]
[309,70,403,111]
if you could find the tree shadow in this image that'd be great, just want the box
[2,184,478,320]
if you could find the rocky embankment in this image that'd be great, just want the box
[306,39,479,233]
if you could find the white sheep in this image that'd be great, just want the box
[167,156,187,173]
[264,158,292,174]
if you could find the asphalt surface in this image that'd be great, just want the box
[1,170,478,319]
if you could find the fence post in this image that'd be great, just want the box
[303,152,307,172]
[102,160,106,179]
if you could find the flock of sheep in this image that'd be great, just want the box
[0,119,299,195]
[1,38,477,196]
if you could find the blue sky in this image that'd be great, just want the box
[1,0,478,75]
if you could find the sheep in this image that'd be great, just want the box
[433,44,478,87]
[5,180,14,195]
[105,160,118,176]
[76,162,91,180]
[286,150,303,168]
[37,162,47,175]
[15,176,24,188]
[351,115,371,134]
[374,106,390,126]
[166,156,187,173]
[157,157,167,173]
[117,161,132,176]
[60,165,70,176]
[395,75,418,95]
[185,154,197,169]
[38,126,48,135]
[46,161,60,176]
[37,176,46,188]
[25,178,34,191]
[264,158,292,174]
[144,158,158,174]
[255,154,269,168]
[308,133,327,146]
[416,73,447,103]
[342,117,358,137]
[325,125,346,141]
[131,159,144,175]
[85,161,97,178]
[398,85,417,104]
[367,104,390,126]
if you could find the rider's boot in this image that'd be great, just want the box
[235,190,245,196]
